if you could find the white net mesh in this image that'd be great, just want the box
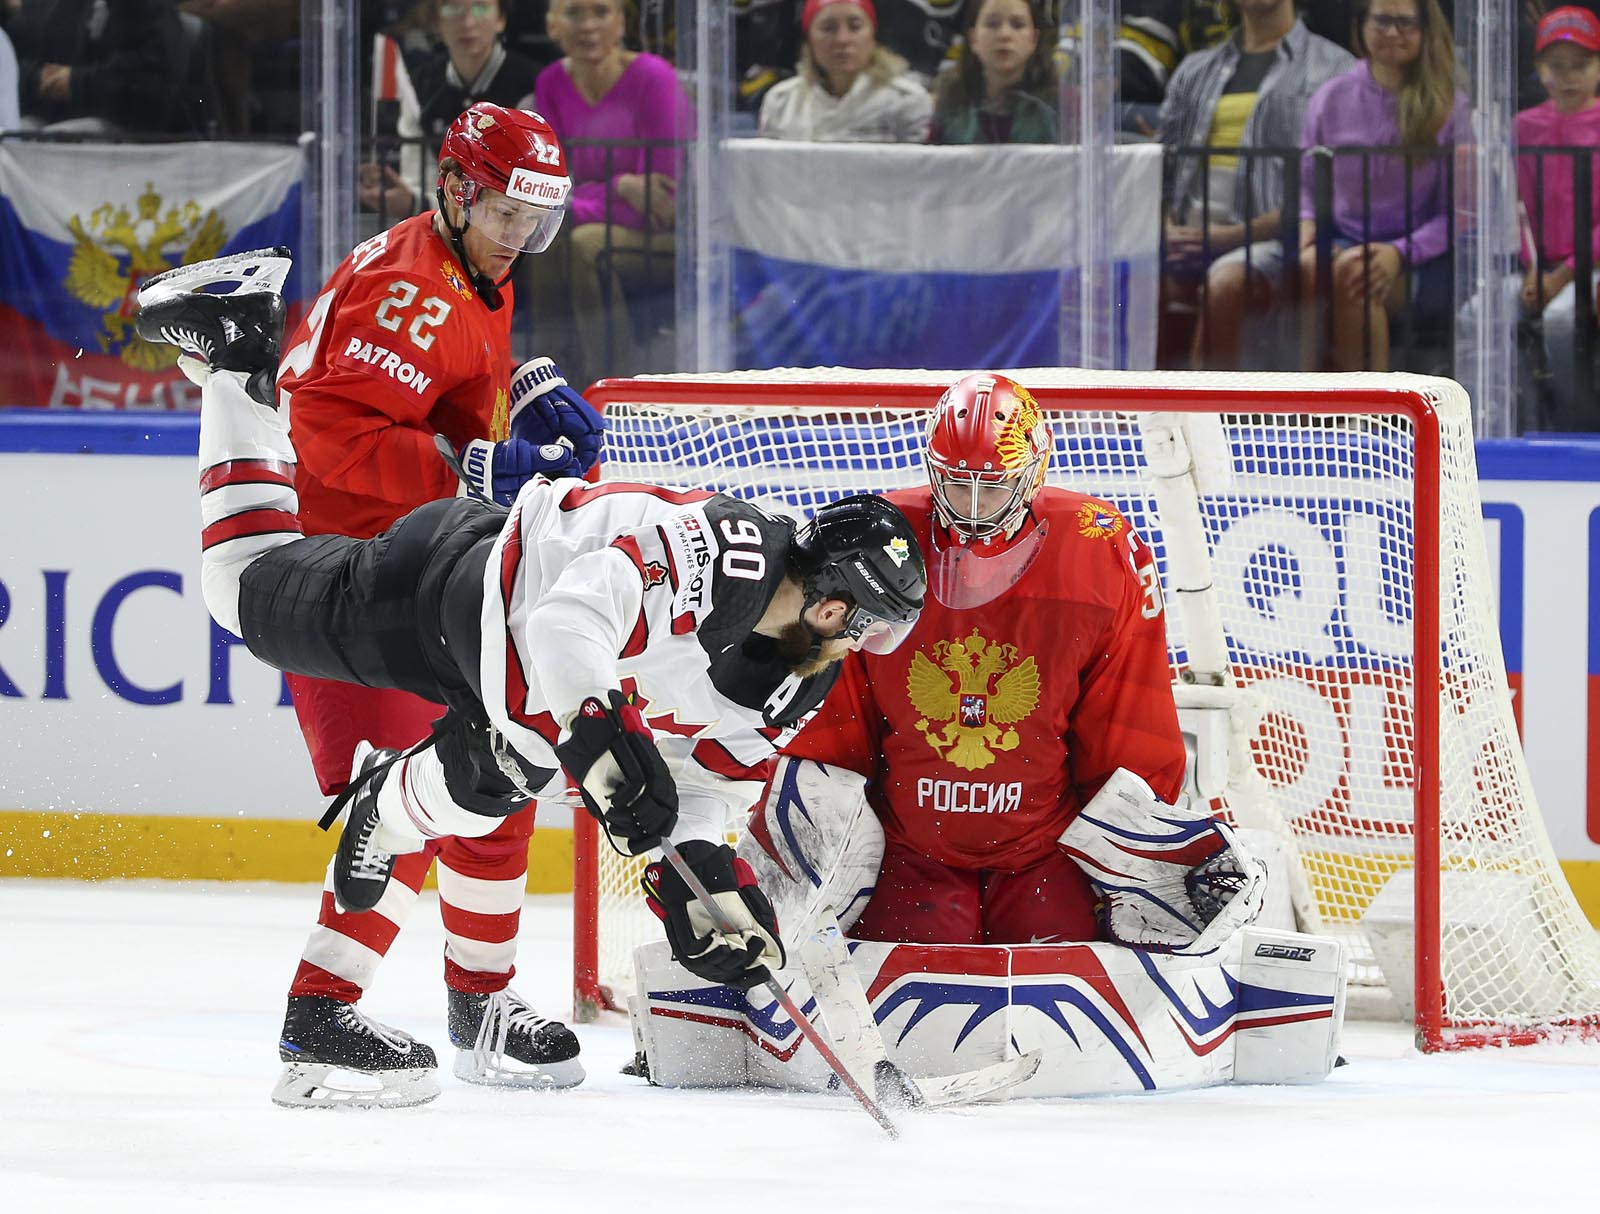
[574,368,1600,1044]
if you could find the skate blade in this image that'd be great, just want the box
[452,1050,586,1090]
[270,1061,441,1110]
[138,246,293,307]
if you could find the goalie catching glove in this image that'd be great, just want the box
[642,840,785,989]
[1058,768,1267,955]
[554,690,678,855]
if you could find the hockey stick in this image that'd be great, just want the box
[797,912,1042,1108]
[660,842,901,1140]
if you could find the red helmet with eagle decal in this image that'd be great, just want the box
[437,102,571,255]
[924,372,1052,544]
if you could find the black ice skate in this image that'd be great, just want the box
[134,246,291,407]
[448,988,585,1089]
[332,742,404,914]
[271,995,441,1110]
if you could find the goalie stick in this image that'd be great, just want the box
[796,910,1043,1108]
[660,842,902,1139]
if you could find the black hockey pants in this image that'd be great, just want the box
[236,497,553,816]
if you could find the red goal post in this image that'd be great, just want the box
[572,367,1600,1051]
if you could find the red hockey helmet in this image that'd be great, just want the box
[925,372,1051,543]
[438,102,571,254]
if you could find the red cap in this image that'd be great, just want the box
[801,0,876,33]
[1537,6,1600,54]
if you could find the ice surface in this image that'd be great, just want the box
[4,880,1600,1213]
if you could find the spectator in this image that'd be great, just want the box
[1055,1,1184,138]
[1301,0,1359,52]
[529,0,692,382]
[1176,0,1235,56]
[363,0,543,219]
[1159,0,1352,370]
[1297,0,1466,372]
[758,0,932,142]
[929,0,1058,144]
[1515,4,1600,110]
[1514,6,1600,423]
[9,0,185,133]
[0,23,19,131]
[735,0,802,115]
[176,2,299,135]
[874,0,968,86]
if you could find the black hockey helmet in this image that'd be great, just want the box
[790,494,926,653]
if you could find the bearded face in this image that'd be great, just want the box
[769,619,856,677]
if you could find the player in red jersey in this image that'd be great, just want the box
[267,102,603,1107]
[622,373,1275,1099]
[763,372,1257,950]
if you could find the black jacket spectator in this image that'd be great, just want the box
[408,40,539,136]
[10,0,184,131]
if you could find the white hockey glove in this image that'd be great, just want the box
[1058,768,1266,955]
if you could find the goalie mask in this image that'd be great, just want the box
[438,103,571,259]
[790,495,925,654]
[925,373,1053,610]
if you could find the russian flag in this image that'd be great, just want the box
[726,139,1162,372]
[0,140,304,411]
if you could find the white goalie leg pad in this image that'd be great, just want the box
[198,368,300,637]
[629,939,835,1092]
[1231,927,1347,1084]
[735,756,884,935]
[371,746,502,850]
[632,929,1344,1097]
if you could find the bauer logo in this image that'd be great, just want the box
[505,168,570,207]
[1254,943,1317,962]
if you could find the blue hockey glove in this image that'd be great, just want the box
[457,436,579,506]
[507,357,604,474]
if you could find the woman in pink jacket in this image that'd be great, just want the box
[528,0,692,382]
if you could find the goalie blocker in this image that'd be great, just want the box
[628,758,1346,1097]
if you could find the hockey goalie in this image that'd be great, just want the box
[630,373,1348,1100]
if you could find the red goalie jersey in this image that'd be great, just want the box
[783,485,1187,872]
[277,212,515,539]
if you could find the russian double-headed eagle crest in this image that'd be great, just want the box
[440,259,473,299]
[66,183,227,371]
[1076,500,1124,539]
[907,628,1040,771]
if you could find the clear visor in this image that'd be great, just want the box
[466,190,566,255]
[930,516,1048,609]
[930,462,1033,542]
[842,603,919,654]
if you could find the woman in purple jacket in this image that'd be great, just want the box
[528,0,691,382]
[1296,0,1466,372]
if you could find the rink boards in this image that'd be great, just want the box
[0,410,1598,919]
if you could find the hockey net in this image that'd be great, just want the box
[572,367,1600,1050]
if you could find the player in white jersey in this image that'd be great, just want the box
[136,248,927,1024]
